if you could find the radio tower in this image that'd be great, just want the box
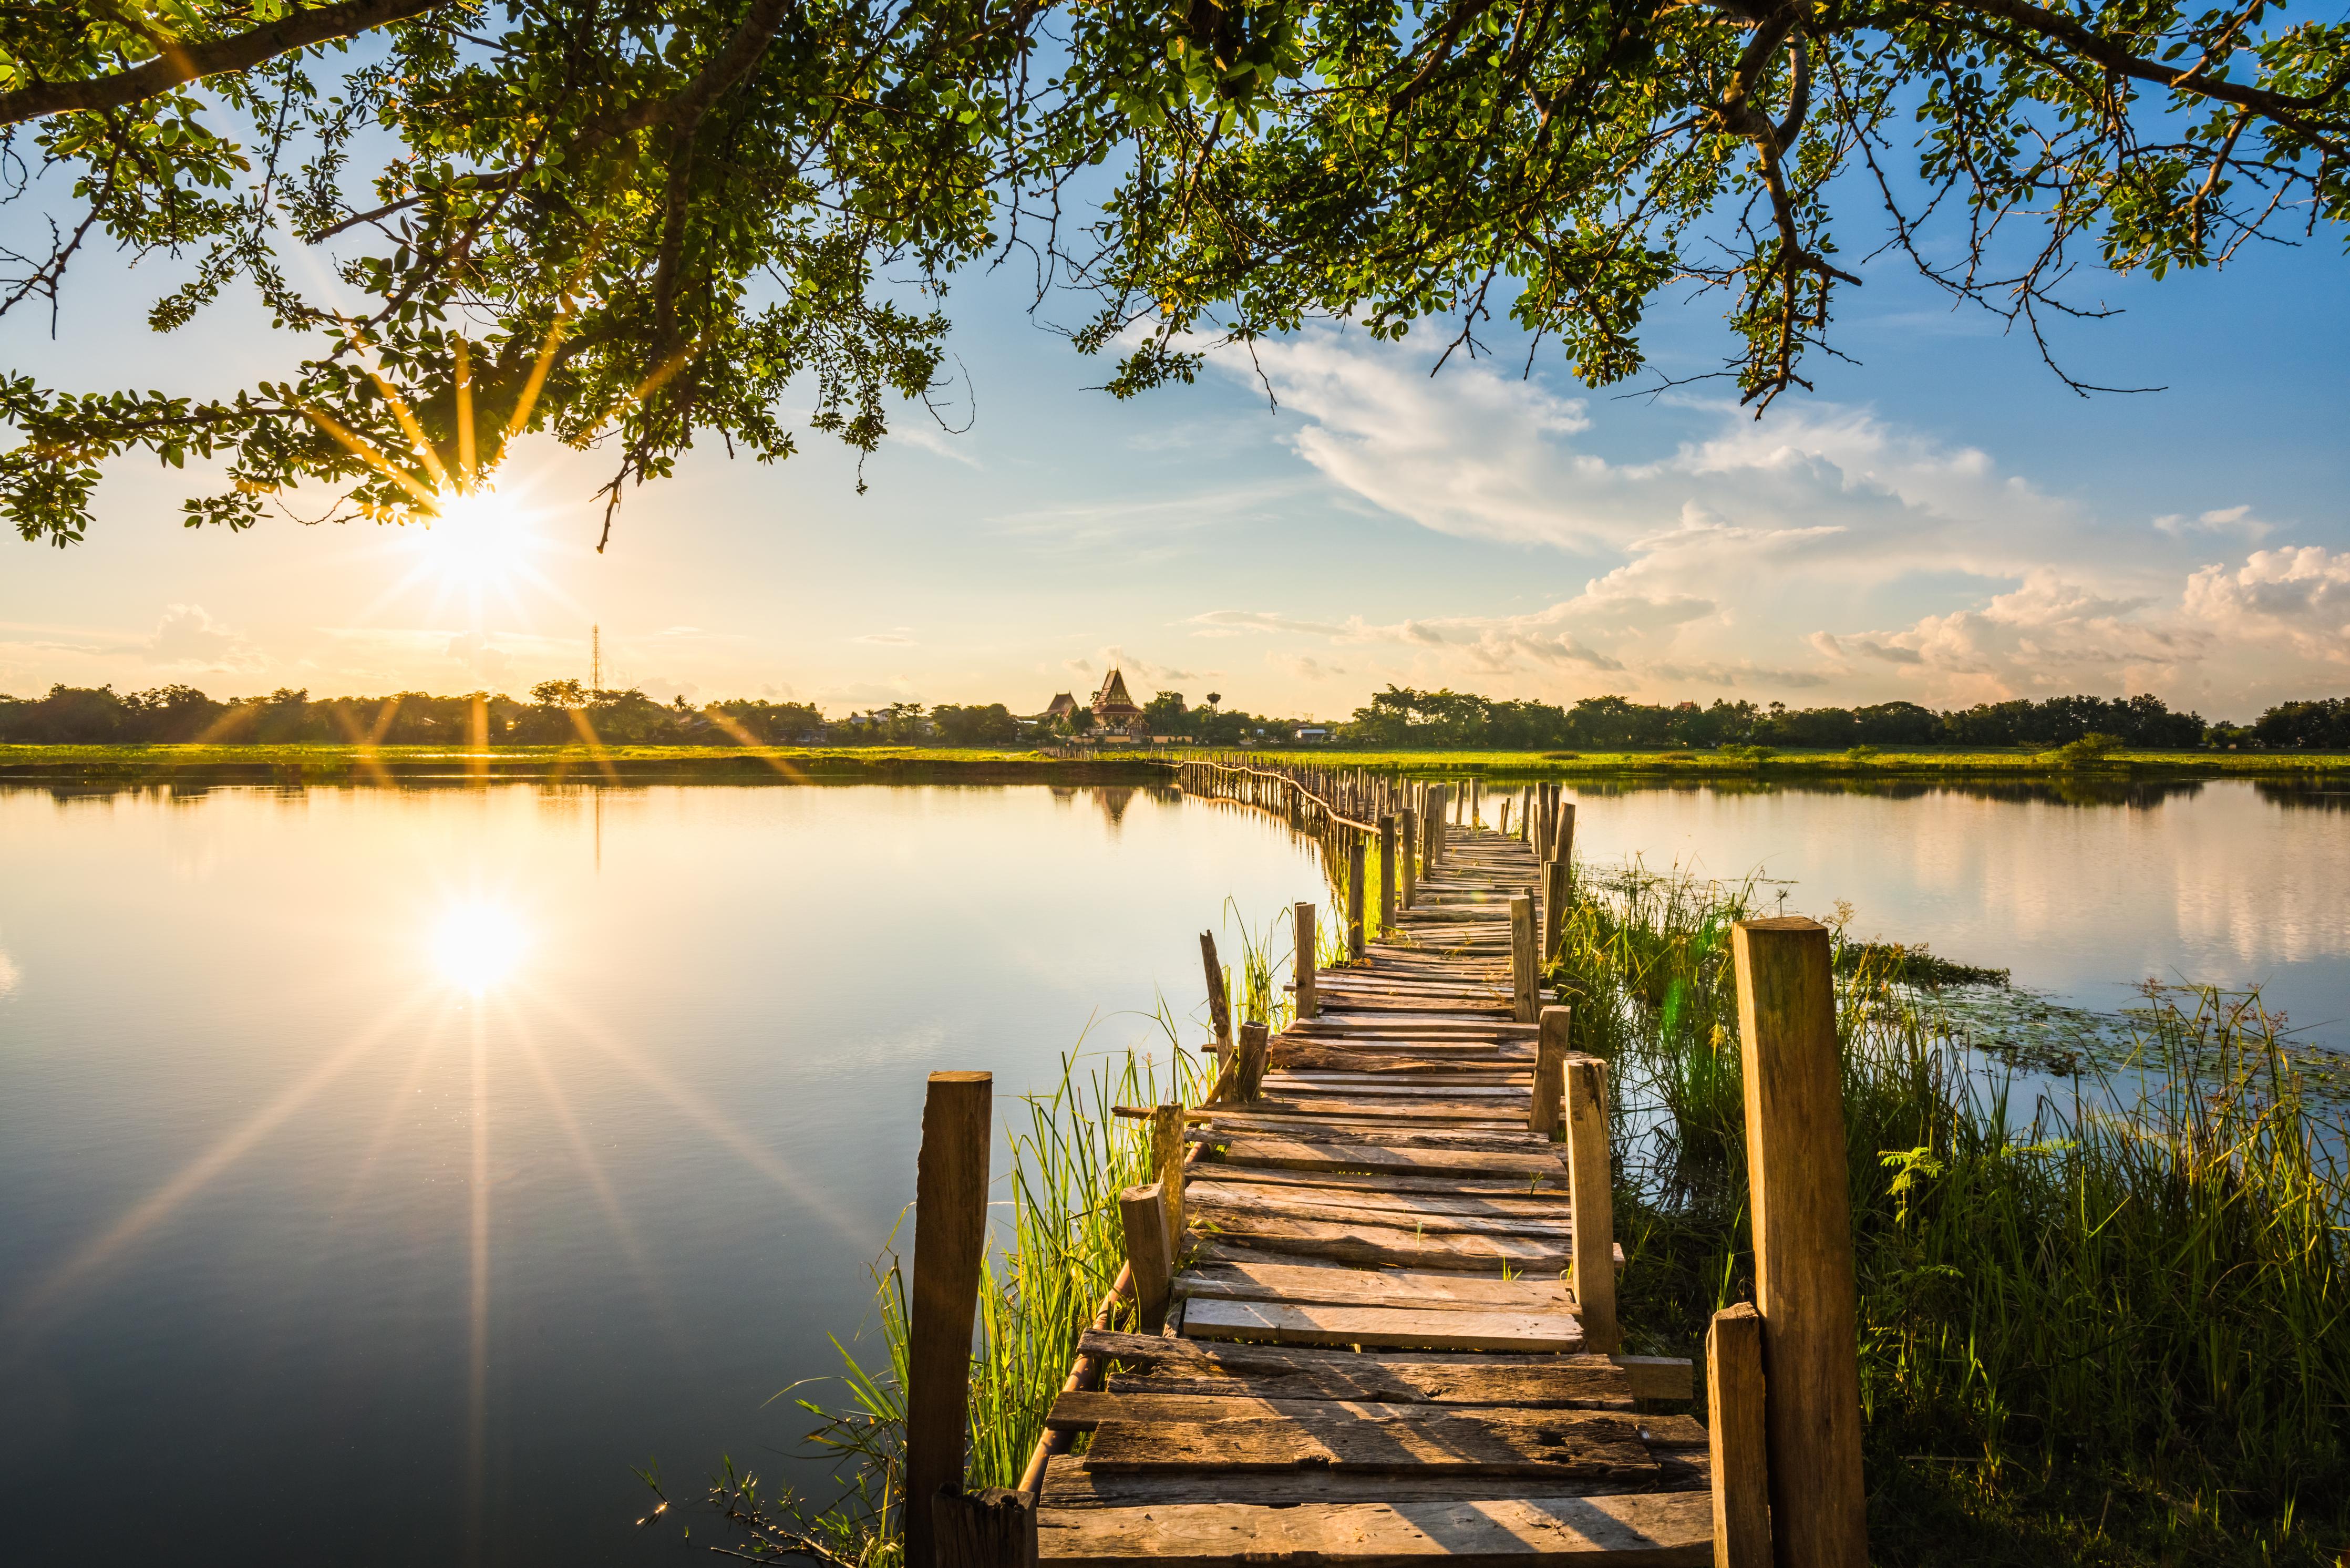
[590,624,601,693]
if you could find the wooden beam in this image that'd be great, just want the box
[1707,1302,1770,1568]
[908,1071,993,1568]
[1565,1057,1618,1352]
[1731,917,1866,1568]
[1034,1493,1714,1563]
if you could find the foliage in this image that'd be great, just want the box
[1343,686,2218,750]
[5,0,2346,542]
[2254,698,2350,750]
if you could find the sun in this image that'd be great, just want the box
[431,899,529,993]
[419,487,533,595]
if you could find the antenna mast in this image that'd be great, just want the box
[591,624,601,693]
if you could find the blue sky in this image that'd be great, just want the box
[3,182,2344,724]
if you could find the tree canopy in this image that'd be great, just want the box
[3,0,2342,546]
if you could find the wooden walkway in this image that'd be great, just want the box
[1029,823,1713,1564]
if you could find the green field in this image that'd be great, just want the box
[2,741,2343,783]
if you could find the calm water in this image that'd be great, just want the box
[2,776,2344,1566]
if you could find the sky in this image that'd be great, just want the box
[3,170,2346,724]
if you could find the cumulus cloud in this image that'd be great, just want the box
[2182,548,2350,662]
[146,604,263,673]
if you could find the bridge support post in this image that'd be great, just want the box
[1564,1057,1617,1352]
[1531,1006,1570,1138]
[908,1071,992,1568]
[1378,814,1397,934]
[1731,917,1868,1568]
[1398,808,1417,908]
[1509,895,1537,1023]
[1707,1302,1771,1568]
[1346,839,1366,961]
[1200,931,1232,1062]
[1293,902,1318,1019]
[1118,1181,1173,1335]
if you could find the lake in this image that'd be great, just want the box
[3,775,2344,1565]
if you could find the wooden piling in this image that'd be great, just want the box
[1554,799,1578,869]
[1378,813,1397,933]
[1531,1005,1570,1138]
[1707,1303,1770,1568]
[908,1071,992,1568]
[1234,1020,1270,1101]
[1200,931,1232,1060]
[1292,902,1318,1019]
[1149,1102,1186,1240]
[1398,807,1417,908]
[1346,839,1366,961]
[1730,917,1867,1568]
[1119,1181,1174,1334]
[1564,1057,1618,1352]
[1509,894,1537,1024]
[1543,857,1570,960]
[932,1488,1037,1568]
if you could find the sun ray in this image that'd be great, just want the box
[565,706,623,785]
[526,990,877,1253]
[454,334,477,490]
[504,312,572,447]
[5,999,423,1331]
[298,404,439,511]
[701,709,812,783]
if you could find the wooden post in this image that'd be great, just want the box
[1531,1005,1570,1138]
[1200,931,1232,1060]
[1119,1181,1174,1334]
[1399,807,1417,908]
[932,1488,1037,1568]
[1553,799,1577,869]
[1346,839,1366,961]
[1499,798,1511,837]
[1543,858,1570,961]
[1428,787,1447,866]
[1509,895,1537,1024]
[1378,814,1397,934]
[1730,917,1867,1568]
[1707,1302,1771,1568]
[1564,1057,1617,1352]
[1149,1102,1186,1241]
[908,1071,992,1568]
[1293,901,1318,1019]
[1235,1020,1270,1101]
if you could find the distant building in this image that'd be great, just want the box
[1042,692,1078,724]
[1294,726,1329,742]
[1091,669,1148,737]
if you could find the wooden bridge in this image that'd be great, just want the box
[903,761,1868,1568]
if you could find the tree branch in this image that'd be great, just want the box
[0,0,456,127]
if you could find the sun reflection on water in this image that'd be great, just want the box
[431,900,528,992]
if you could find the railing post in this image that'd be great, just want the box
[1293,902,1318,1018]
[932,1488,1037,1568]
[1149,1102,1186,1240]
[1730,917,1867,1568]
[1428,786,1447,867]
[1553,799,1576,869]
[1509,894,1537,1023]
[1398,807,1417,908]
[1378,813,1397,934]
[1118,1181,1174,1334]
[1200,931,1232,1061]
[1347,838,1366,961]
[1542,858,1570,961]
[1563,1057,1617,1352]
[908,1071,992,1568]
[1531,1005,1570,1138]
[1235,1019,1270,1101]
[1708,1302,1771,1568]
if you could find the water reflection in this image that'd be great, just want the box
[432,899,530,992]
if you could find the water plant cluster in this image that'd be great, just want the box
[663,855,2347,1567]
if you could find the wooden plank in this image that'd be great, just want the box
[1187,1164,1568,1200]
[1198,1216,1572,1272]
[1049,1390,1649,1432]
[1194,1120,1553,1156]
[1183,1296,1582,1352]
[1248,1097,1536,1123]
[1189,1180,1574,1222]
[1079,1410,1656,1479]
[1035,1493,1714,1564]
[1174,1257,1573,1314]
[1079,1329,1633,1408]
[1191,1190,1575,1240]
[1039,1453,1707,1510]
[1210,1136,1565,1179]
[1613,1355,1698,1402]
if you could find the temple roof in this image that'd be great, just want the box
[1043,692,1077,718]
[1092,668,1140,716]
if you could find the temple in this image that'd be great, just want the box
[1091,668,1145,731]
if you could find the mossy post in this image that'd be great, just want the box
[1293,901,1318,1018]
[908,1070,992,1568]
[1730,917,1867,1568]
[1150,1102,1186,1240]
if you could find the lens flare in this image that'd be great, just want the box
[432,900,528,993]
[420,488,532,594]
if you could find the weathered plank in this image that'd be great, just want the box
[1183,1296,1583,1352]
[1079,1329,1633,1407]
[1079,1410,1656,1479]
[1191,1189,1576,1239]
[1039,1454,1708,1510]
[1208,1136,1566,1179]
[1035,1493,1714,1564]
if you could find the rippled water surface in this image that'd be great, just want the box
[2,775,2343,1565]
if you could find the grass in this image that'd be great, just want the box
[0,741,1166,782]
[654,839,2348,1567]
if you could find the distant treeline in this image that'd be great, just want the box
[1342,687,2343,750]
[5,681,2347,750]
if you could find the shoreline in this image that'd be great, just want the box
[2,741,2343,786]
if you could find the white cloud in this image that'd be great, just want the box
[895,425,982,468]
[2182,548,2350,662]
[146,604,263,673]
[2156,504,2271,542]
